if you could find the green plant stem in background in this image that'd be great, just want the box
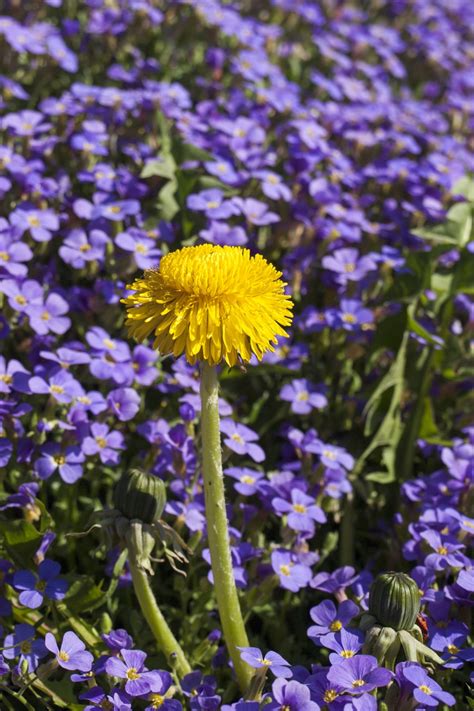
[129,558,191,678]
[200,363,252,693]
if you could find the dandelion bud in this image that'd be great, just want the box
[368,572,420,631]
[113,469,166,524]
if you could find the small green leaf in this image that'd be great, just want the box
[0,519,43,564]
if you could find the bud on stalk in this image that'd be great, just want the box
[368,572,420,631]
[113,468,166,524]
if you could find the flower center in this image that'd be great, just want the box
[77,396,91,404]
[135,243,148,254]
[50,384,65,394]
[293,503,307,514]
[342,313,357,323]
[329,620,342,632]
[341,650,355,658]
[447,644,459,654]
[344,263,356,273]
[279,564,291,576]
[259,658,272,666]
[28,216,41,227]
[103,338,115,350]
[324,690,338,702]
[15,295,27,305]
[352,679,365,687]
[436,546,448,555]
[241,475,255,485]
[79,243,91,252]
[95,437,107,448]
[108,206,122,214]
[149,694,165,708]
[419,685,432,694]
[126,667,140,680]
[54,455,66,466]
[20,640,32,654]
[231,433,245,445]
[0,251,9,261]
[0,374,12,383]
[322,449,337,460]
[296,390,309,401]
[41,311,51,321]
[58,650,70,662]
[206,201,219,209]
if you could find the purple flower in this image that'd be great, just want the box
[29,370,82,404]
[320,628,364,664]
[34,444,85,484]
[115,230,161,270]
[0,234,32,276]
[82,423,124,465]
[0,356,29,393]
[266,678,320,711]
[322,248,376,285]
[13,559,68,609]
[225,467,264,496]
[200,222,248,246]
[272,489,326,533]
[220,420,265,462]
[238,647,292,678]
[232,197,280,225]
[326,655,392,694]
[254,171,292,202]
[420,530,466,570]
[306,440,354,471]
[311,566,357,595]
[3,623,47,672]
[187,189,239,220]
[107,387,141,421]
[10,208,59,243]
[280,379,327,415]
[105,649,161,696]
[28,293,71,336]
[59,229,109,268]
[271,550,312,592]
[102,628,134,652]
[45,631,93,672]
[308,599,359,639]
[401,665,455,707]
[0,278,43,312]
[92,200,140,222]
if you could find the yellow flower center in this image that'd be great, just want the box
[279,564,291,576]
[103,338,115,349]
[15,295,27,305]
[0,251,9,261]
[27,216,41,227]
[122,245,293,367]
[95,437,107,448]
[324,690,338,702]
[437,546,448,555]
[0,374,12,384]
[322,449,337,460]
[77,396,91,404]
[54,455,66,466]
[352,679,365,687]
[296,391,309,401]
[241,475,255,485]
[419,685,432,694]
[231,433,245,445]
[330,620,342,632]
[20,640,32,654]
[206,201,219,209]
[341,649,355,657]
[344,263,356,273]
[259,658,272,666]
[126,667,140,680]
[41,311,51,321]
[50,385,65,394]
[149,694,165,708]
[80,243,92,252]
[342,313,357,323]
[108,205,122,214]
[447,644,459,654]
[58,651,69,662]
[293,503,307,514]
[135,243,148,254]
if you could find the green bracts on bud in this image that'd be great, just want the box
[114,469,166,524]
[368,572,420,631]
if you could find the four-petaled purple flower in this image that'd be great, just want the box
[400,664,455,707]
[279,379,328,415]
[266,679,320,711]
[45,631,93,672]
[238,647,292,678]
[220,420,265,463]
[105,649,162,696]
[13,559,68,609]
[326,654,392,694]
[3,623,47,672]
[272,489,326,533]
[308,599,359,639]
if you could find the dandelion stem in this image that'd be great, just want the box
[200,362,252,693]
[129,559,191,678]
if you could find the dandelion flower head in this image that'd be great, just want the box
[122,244,293,366]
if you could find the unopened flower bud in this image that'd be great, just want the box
[368,572,420,631]
[113,468,166,524]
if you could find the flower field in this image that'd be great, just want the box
[0,1,472,709]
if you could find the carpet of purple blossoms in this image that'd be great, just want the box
[0,0,473,709]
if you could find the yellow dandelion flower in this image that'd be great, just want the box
[122,244,293,367]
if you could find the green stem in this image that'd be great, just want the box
[129,559,191,678]
[200,363,252,693]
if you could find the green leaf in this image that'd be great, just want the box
[418,398,438,439]
[141,155,176,180]
[64,575,107,613]
[158,179,179,220]
[407,313,443,346]
[452,175,474,201]
[0,519,43,565]
[452,250,474,294]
